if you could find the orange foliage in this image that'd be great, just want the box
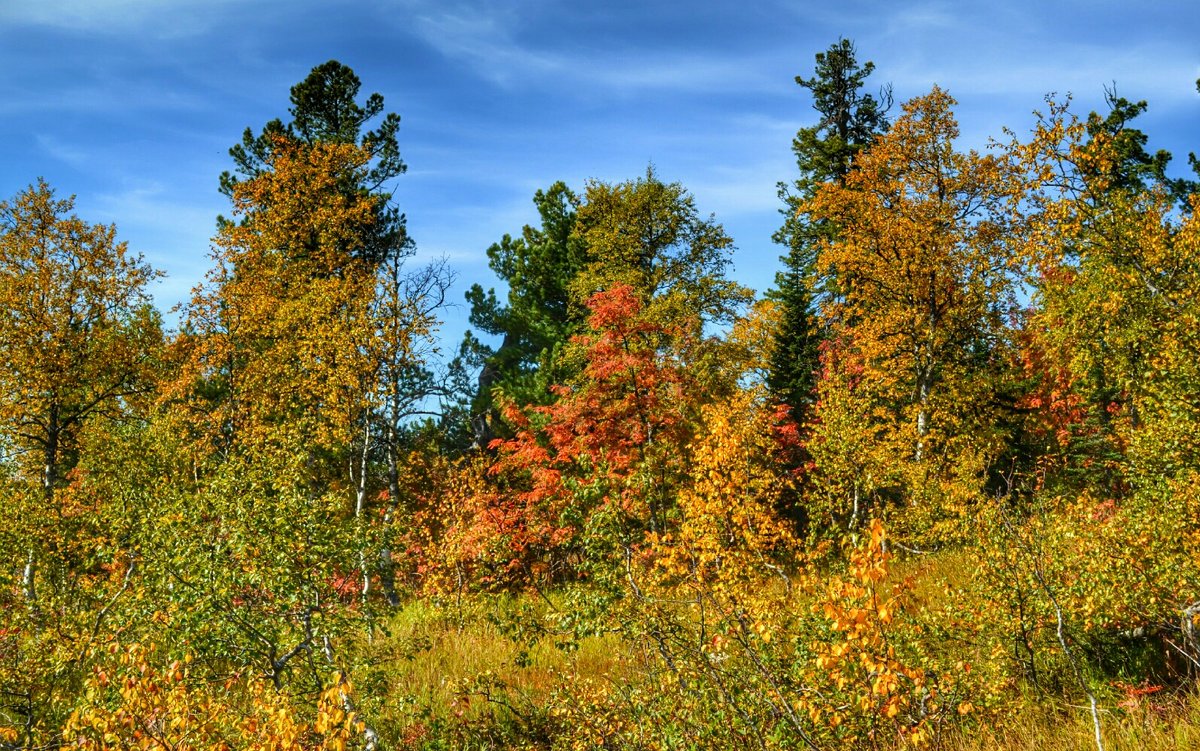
[477,284,697,580]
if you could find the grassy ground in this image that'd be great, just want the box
[354,595,627,747]
[943,691,1200,750]
[352,564,1200,750]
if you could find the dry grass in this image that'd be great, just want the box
[360,595,626,738]
[941,690,1200,750]
[358,568,1200,750]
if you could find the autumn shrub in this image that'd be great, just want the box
[0,459,151,749]
[541,518,982,750]
[351,386,987,749]
[937,478,1200,751]
[63,643,365,751]
[435,285,702,593]
[397,450,504,594]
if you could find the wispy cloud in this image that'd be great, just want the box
[387,0,776,94]
[2,76,213,117]
[0,0,247,37]
[689,162,791,218]
[85,181,220,286]
[761,0,1198,113]
[884,2,958,34]
[92,182,216,234]
[402,2,563,86]
[34,135,92,169]
[889,43,1194,103]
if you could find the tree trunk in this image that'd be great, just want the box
[27,409,61,606]
[915,361,933,463]
[472,332,517,449]
[354,421,372,603]
[379,426,401,606]
[22,549,36,604]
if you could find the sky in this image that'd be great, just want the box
[2,0,1197,353]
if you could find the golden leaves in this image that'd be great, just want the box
[65,643,364,751]
[802,89,1026,546]
[0,180,161,490]
[170,138,380,467]
[660,389,799,585]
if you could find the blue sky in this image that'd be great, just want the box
[2,0,1197,352]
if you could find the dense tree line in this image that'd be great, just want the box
[1,51,1199,750]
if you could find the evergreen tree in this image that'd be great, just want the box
[1081,86,1198,206]
[459,182,587,447]
[219,60,410,266]
[769,40,889,415]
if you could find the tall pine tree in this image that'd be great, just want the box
[219,60,410,267]
[769,39,889,415]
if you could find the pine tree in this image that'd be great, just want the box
[458,182,586,448]
[769,39,889,415]
[219,60,410,267]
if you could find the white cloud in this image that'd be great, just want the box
[85,181,219,279]
[0,0,250,37]
[386,0,776,94]
[404,3,562,86]
[35,134,91,169]
[3,77,212,117]
[884,2,958,34]
[890,45,1196,106]
[689,162,791,218]
[91,182,215,232]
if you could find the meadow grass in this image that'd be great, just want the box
[355,561,1200,750]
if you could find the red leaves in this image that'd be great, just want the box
[476,285,697,574]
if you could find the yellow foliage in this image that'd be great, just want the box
[64,644,364,751]
[803,88,1020,546]
[167,137,380,472]
[656,389,799,587]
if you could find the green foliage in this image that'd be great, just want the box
[1082,87,1197,204]
[573,167,752,330]
[769,39,890,416]
[460,182,587,445]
